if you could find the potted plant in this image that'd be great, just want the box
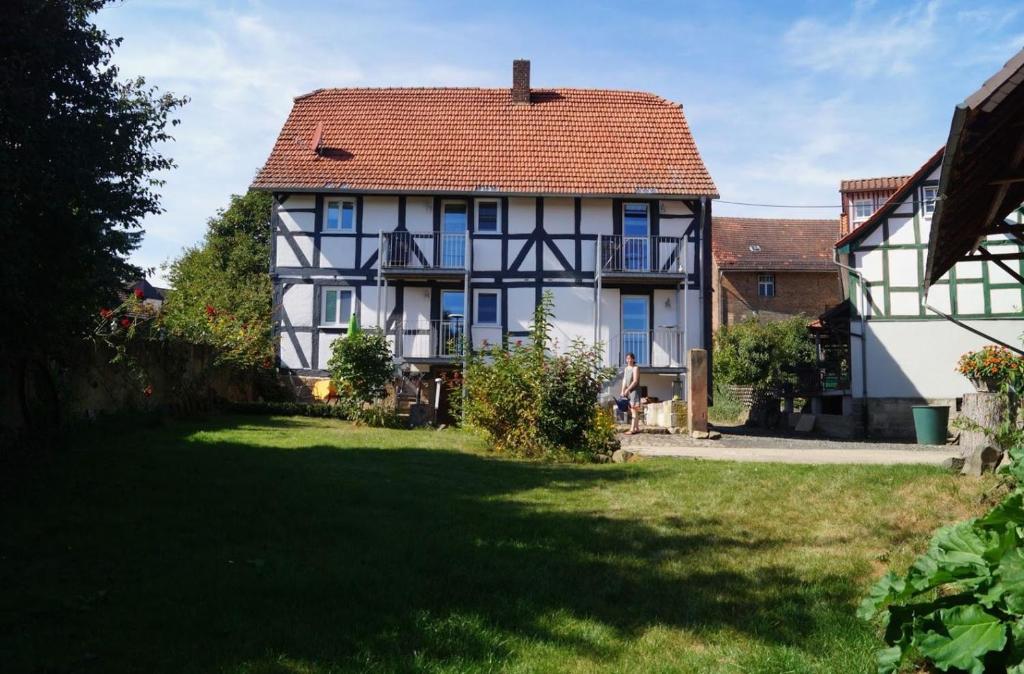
[956,345,1023,392]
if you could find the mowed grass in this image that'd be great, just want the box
[0,416,998,674]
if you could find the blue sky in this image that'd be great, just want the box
[96,0,1024,285]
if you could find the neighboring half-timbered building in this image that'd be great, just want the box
[253,61,718,401]
[835,149,1024,437]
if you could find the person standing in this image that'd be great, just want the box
[621,352,641,435]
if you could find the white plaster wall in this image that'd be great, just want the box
[275,235,314,268]
[508,198,535,234]
[580,199,612,235]
[507,288,535,332]
[282,194,315,210]
[659,200,693,217]
[472,238,502,272]
[957,260,984,279]
[548,286,596,353]
[926,284,952,314]
[362,197,398,234]
[319,238,355,269]
[991,288,1023,314]
[887,217,916,245]
[406,197,433,232]
[852,320,1024,398]
[857,249,885,284]
[402,287,431,327]
[278,210,315,233]
[317,332,341,368]
[545,198,574,234]
[959,283,986,314]
[887,249,918,287]
[362,235,379,266]
[658,217,693,239]
[282,284,314,327]
[597,287,621,365]
[989,261,1022,285]
[889,291,920,317]
[360,286,395,329]
[279,331,312,370]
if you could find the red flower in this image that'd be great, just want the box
[515,339,523,347]
[143,384,153,397]
[134,287,145,300]
[99,308,112,319]
[205,305,217,317]
[119,317,132,328]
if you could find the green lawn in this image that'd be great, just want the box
[0,416,995,673]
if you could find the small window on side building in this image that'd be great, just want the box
[758,273,775,298]
[922,186,938,218]
[852,199,873,223]
[477,200,499,233]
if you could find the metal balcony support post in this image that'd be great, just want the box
[461,230,471,422]
[376,231,384,329]
[595,234,602,350]
[681,235,689,396]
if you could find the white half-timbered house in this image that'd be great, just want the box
[253,61,718,402]
[835,149,1024,437]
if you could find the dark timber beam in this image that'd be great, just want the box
[975,246,1024,286]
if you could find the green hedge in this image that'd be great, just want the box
[221,401,352,420]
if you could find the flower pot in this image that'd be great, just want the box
[969,376,1001,392]
[911,405,949,445]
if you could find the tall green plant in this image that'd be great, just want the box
[462,292,616,460]
[327,329,394,406]
[862,377,1024,673]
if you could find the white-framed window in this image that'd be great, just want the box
[476,200,500,233]
[922,186,938,219]
[476,291,499,325]
[758,273,775,298]
[325,199,355,232]
[321,287,354,325]
[852,198,874,223]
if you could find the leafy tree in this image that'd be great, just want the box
[0,0,186,357]
[327,330,394,406]
[713,316,816,390]
[463,292,618,461]
[161,190,273,368]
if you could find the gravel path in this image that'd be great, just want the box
[619,427,960,465]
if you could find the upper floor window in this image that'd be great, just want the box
[852,198,873,223]
[476,200,499,233]
[922,186,938,218]
[476,292,499,325]
[325,199,354,232]
[758,273,776,298]
[623,202,650,236]
[322,287,354,326]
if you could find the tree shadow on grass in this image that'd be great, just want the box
[1,416,867,673]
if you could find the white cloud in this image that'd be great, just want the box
[784,1,940,78]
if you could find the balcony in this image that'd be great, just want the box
[598,235,688,283]
[381,232,467,278]
[392,318,466,362]
[608,328,686,372]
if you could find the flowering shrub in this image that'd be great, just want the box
[957,345,1024,390]
[463,292,617,461]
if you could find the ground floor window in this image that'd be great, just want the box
[758,273,776,298]
[322,287,354,325]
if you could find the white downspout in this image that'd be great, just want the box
[833,251,869,434]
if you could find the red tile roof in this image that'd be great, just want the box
[253,88,718,196]
[839,176,910,192]
[713,217,841,271]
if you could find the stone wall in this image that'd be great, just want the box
[855,397,959,440]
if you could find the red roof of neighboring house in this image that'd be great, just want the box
[712,217,841,271]
[252,88,718,196]
[835,147,944,249]
[839,176,910,193]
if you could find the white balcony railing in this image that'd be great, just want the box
[608,329,685,368]
[381,232,467,272]
[600,235,685,274]
[392,319,466,359]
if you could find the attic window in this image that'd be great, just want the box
[749,244,762,252]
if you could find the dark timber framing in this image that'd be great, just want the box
[272,193,714,384]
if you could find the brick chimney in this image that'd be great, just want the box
[512,59,531,104]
